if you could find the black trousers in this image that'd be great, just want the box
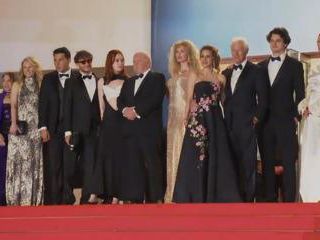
[119,135,163,203]
[63,131,100,204]
[262,117,298,202]
[229,123,257,202]
[43,126,67,205]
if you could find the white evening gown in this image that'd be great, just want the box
[299,66,320,202]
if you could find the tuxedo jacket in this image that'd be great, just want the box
[63,73,100,136]
[117,71,166,139]
[258,55,305,121]
[39,69,79,134]
[222,61,269,130]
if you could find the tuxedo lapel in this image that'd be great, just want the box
[232,63,250,96]
[124,77,135,105]
[225,69,233,99]
[53,71,61,94]
[135,71,151,97]
[271,55,288,87]
[92,73,98,102]
[260,60,271,87]
[78,76,91,103]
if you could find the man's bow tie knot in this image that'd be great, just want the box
[137,73,144,78]
[82,75,92,80]
[233,64,243,71]
[59,73,69,78]
[271,56,281,62]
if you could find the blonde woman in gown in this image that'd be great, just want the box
[165,40,201,203]
[299,34,320,202]
[6,57,43,206]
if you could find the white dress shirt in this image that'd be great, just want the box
[268,52,286,86]
[134,69,150,95]
[58,68,71,88]
[81,72,96,101]
[231,60,247,93]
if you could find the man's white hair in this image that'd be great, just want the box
[231,37,249,52]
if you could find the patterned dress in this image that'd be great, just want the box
[6,78,43,206]
[173,81,241,203]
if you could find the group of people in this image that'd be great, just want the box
[0,27,319,206]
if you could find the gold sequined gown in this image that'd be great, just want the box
[165,74,192,203]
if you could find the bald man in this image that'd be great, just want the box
[117,52,166,203]
[222,38,268,202]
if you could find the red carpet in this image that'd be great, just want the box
[1,203,320,240]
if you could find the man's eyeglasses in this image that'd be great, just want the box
[78,59,92,65]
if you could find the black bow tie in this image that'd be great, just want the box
[82,75,92,80]
[137,73,144,79]
[271,56,281,62]
[59,73,69,78]
[233,64,243,71]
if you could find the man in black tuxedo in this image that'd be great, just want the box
[117,52,166,203]
[259,27,305,202]
[64,50,101,204]
[222,37,268,202]
[39,47,78,205]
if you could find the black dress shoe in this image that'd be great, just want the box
[102,197,113,204]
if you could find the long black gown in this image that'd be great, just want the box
[173,81,242,203]
[96,75,127,201]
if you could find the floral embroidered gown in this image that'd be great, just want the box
[173,81,241,203]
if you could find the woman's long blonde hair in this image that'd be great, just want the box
[168,40,201,78]
[17,57,43,89]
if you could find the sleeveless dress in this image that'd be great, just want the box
[165,74,191,202]
[6,78,43,206]
[96,75,126,201]
[173,81,241,203]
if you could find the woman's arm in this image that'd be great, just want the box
[217,73,226,88]
[184,72,197,121]
[165,78,172,99]
[9,82,19,134]
[97,78,105,120]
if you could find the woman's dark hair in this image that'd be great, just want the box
[266,27,291,45]
[200,45,221,72]
[104,49,127,84]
